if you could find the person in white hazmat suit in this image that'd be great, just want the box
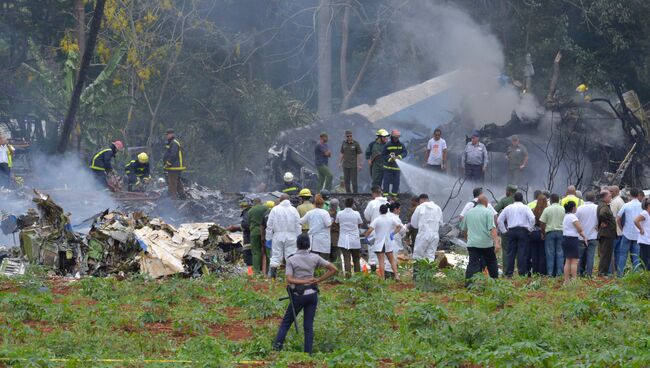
[363,185,388,270]
[410,193,443,261]
[299,194,332,259]
[266,194,302,278]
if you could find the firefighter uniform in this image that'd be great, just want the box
[89,144,117,186]
[163,135,186,199]
[382,138,407,196]
[124,160,151,191]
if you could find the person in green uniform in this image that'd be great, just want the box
[505,135,528,186]
[365,129,389,188]
[339,130,363,193]
[248,198,268,273]
[494,184,518,268]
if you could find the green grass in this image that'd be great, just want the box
[1,266,650,367]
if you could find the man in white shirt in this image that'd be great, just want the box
[616,188,643,276]
[497,192,535,277]
[609,185,625,273]
[0,135,15,188]
[363,185,387,270]
[460,187,497,220]
[423,128,447,172]
[575,191,598,277]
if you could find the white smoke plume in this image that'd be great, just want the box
[397,1,541,126]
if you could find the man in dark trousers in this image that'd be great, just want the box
[461,130,488,182]
[365,129,389,188]
[90,140,124,188]
[339,130,362,193]
[461,195,501,282]
[597,189,617,276]
[163,129,186,199]
[497,192,535,277]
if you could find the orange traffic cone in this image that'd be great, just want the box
[247,266,254,276]
[362,264,369,273]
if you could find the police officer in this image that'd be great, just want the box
[124,152,151,191]
[273,234,338,354]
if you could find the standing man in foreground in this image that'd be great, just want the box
[163,129,186,199]
[266,194,302,279]
[462,195,500,281]
[497,192,535,277]
[540,193,566,277]
[616,188,643,276]
[365,129,389,187]
[423,128,447,172]
[382,130,407,197]
[505,135,528,186]
[461,130,488,182]
[314,133,332,191]
[339,130,363,193]
[575,191,598,277]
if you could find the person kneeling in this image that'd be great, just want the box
[273,234,337,354]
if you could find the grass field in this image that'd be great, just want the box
[1,265,650,367]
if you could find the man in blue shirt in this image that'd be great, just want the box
[616,188,644,276]
[315,133,332,191]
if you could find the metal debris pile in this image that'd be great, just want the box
[2,191,245,278]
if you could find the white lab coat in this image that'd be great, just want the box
[369,214,401,253]
[300,208,332,254]
[387,212,407,253]
[336,208,363,250]
[364,197,388,264]
[411,201,443,261]
[266,199,301,267]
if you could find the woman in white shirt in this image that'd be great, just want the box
[363,204,402,281]
[562,201,588,284]
[299,195,332,259]
[633,199,650,271]
[335,198,363,277]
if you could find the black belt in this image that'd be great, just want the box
[291,284,319,295]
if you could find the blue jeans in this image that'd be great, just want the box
[616,236,641,276]
[545,231,564,276]
[505,227,530,277]
[579,239,597,277]
[273,292,318,353]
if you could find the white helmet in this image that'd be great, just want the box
[283,172,294,183]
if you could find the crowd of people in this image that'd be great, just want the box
[461,184,650,284]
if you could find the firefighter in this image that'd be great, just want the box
[382,130,407,196]
[124,152,151,192]
[163,129,186,199]
[90,140,124,188]
[281,172,300,196]
[365,129,389,187]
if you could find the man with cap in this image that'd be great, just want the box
[382,130,407,196]
[365,129,390,187]
[315,133,333,191]
[89,140,124,188]
[124,152,151,192]
[163,129,186,199]
[461,130,488,182]
[339,130,362,193]
[297,189,315,235]
[506,135,528,186]
[281,172,300,196]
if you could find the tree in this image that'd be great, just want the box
[316,0,333,118]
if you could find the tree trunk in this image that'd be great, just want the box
[57,0,107,154]
[546,51,562,106]
[75,0,85,56]
[316,0,333,119]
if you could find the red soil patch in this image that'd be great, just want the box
[0,284,19,293]
[222,306,242,319]
[209,322,252,341]
[389,282,414,292]
[198,296,218,305]
[288,363,316,368]
[24,320,55,334]
[47,277,75,295]
[248,281,271,293]
[255,317,282,326]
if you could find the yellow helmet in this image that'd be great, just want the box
[137,152,149,163]
[299,188,312,197]
[576,84,588,93]
[376,129,389,137]
[265,200,275,209]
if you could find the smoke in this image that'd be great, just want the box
[396,2,541,126]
